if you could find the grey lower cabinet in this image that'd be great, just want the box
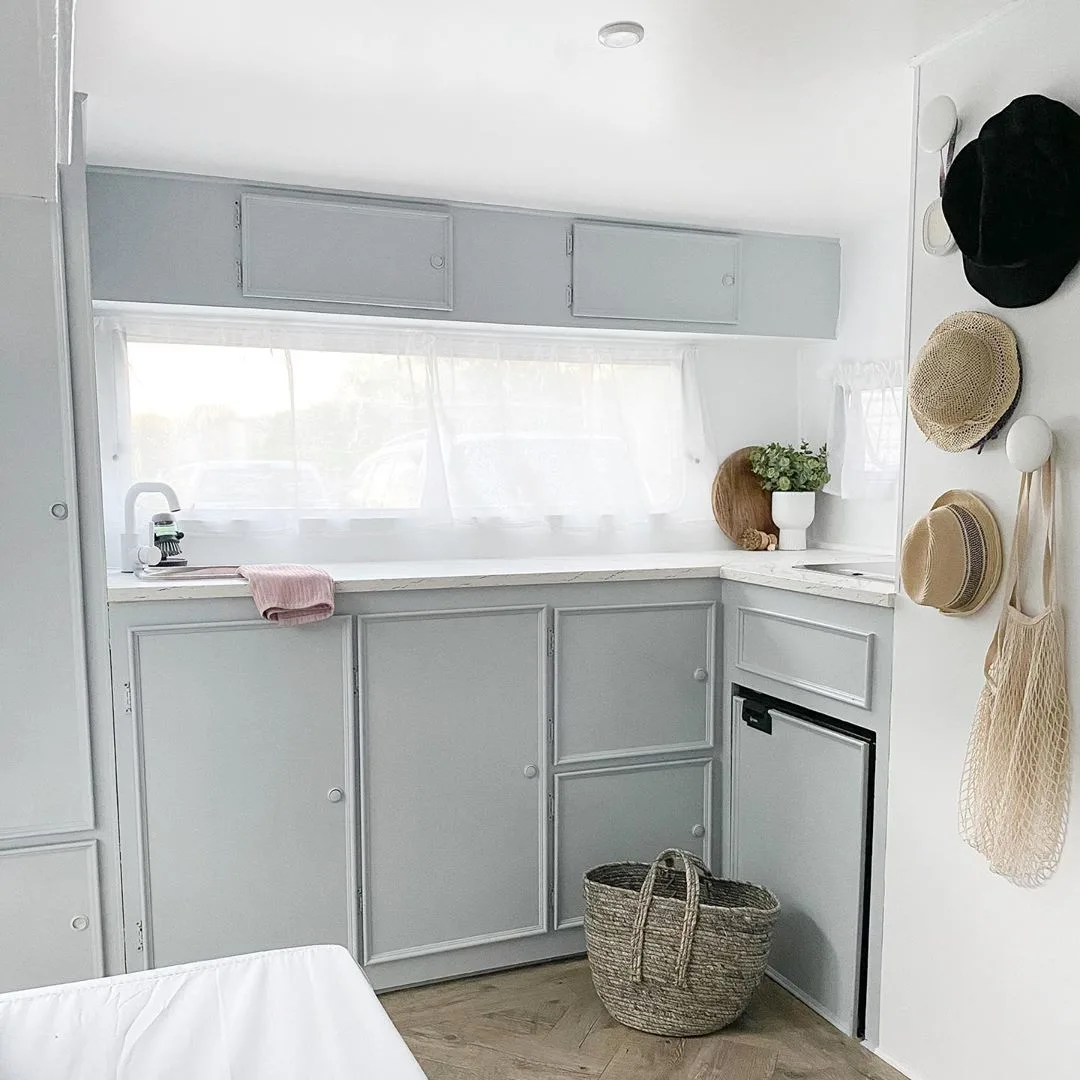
[553,759,712,928]
[120,616,357,969]
[0,842,103,993]
[357,607,547,969]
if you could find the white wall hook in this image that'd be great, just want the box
[918,96,959,153]
[1006,415,1053,472]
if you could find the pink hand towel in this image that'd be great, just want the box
[238,564,335,626]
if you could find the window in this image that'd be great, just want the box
[97,315,710,563]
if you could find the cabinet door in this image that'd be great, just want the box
[240,193,452,309]
[0,842,102,992]
[129,618,355,968]
[571,221,739,324]
[732,699,871,1035]
[360,607,546,964]
[555,603,714,763]
[0,197,92,840]
[554,760,712,928]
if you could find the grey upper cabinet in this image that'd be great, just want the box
[554,759,711,929]
[554,602,715,764]
[0,842,103,993]
[358,606,547,965]
[126,618,356,968]
[240,192,452,309]
[571,222,739,324]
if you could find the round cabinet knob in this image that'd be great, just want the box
[523,765,539,779]
[430,254,446,270]
[70,914,90,932]
[693,668,708,682]
[50,501,69,520]
[721,273,737,287]
[691,824,706,839]
[327,787,345,804]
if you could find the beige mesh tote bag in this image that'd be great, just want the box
[960,459,1071,887]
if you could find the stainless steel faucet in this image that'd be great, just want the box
[122,482,182,572]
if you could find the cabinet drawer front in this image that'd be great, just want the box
[240,193,452,309]
[0,842,103,992]
[734,606,875,710]
[554,760,712,928]
[571,221,739,324]
[555,603,715,763]
[360,607,547,964]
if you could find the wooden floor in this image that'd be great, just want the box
[382,957,908,1080]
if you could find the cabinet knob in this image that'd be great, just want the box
[691,824,706,839]
[327,787,345,803]
[50,501,69,520]
[70,915,90,932]
[693,667,708,682]
[523,765,539,779]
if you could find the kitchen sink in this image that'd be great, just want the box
[796,561,896,583]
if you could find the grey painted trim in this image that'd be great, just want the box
[734,605,875,710]
[551,757,713,932]
[356,605,549,966]
[0,840,105,980]
[125,617,358,970]
[239,192,453,310]
[552,601,716,766]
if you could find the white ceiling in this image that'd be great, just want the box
[73,0,1012,236]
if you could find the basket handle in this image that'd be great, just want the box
[630,848,707,988]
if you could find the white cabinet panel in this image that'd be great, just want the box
[571,221,739,324]
[360,608,546,963]
[554,760,711,928]
[0,842,102,992]
[0,196,92,839]
[240,193,452,309]
[732,698,871,1035]
[555,603,714,763]
[130,619,355,968]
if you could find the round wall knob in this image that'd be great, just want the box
[691,824,706,839]
[693,668,708,682]
[50,501,69,520]
[523,765,539,779]
[70,914,90,932]
[326,787,345,803]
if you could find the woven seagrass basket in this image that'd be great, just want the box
[583,848,779,1037]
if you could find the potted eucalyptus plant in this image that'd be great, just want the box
[749,442,830,550]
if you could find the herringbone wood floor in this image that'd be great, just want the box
[382,957,908,1080]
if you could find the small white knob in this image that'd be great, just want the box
[50,501,69,520]
[327,787,344,803]
[693,668,708,682]
[523,765,539,779]
[691,824,706,839]
[430,254,445,269]
[71,915,90,932]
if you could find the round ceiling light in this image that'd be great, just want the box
[598,21,645,49]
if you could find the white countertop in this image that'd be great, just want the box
[106,550,896,607]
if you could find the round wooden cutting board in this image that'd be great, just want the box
[711,446,776,543]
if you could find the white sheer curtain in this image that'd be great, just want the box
[96,313,713,562]
[825,358,903,501]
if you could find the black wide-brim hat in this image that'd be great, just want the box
[942,94,1080,308]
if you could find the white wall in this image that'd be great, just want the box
[880,3,1080,1078]
[798,221,910,553]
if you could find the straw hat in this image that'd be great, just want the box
[901,491,1002,616]
[909,311,1020,452]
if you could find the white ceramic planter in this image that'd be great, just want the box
[771,490,817,550]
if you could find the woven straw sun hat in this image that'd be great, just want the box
[901,491,1002,616]
[909,311,1020,452]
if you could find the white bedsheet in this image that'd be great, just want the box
[0,945,426,1079]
